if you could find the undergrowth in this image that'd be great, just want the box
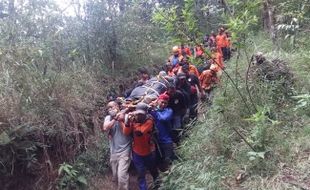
[0,40,168,189]
[162,34,310,190]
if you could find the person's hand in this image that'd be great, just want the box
[128,112,135,122]
[149,100,157,108]
[200,91,206,100]
[115,112,125,122]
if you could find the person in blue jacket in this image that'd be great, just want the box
[150,93,175,171]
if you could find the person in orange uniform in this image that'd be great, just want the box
[189,64,200,78]
[199,64,218,91]
[178,57,200,78]
[123,103,158,190]
[211,47,224,70]
[210,63,222,81]
[199,64,219,102]
[178,43,192,57]
[216,27,228,60]
[199,65,214,92]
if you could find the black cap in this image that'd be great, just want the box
[177,73,186,79]
[133,102,149,115]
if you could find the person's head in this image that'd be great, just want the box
[158,70,167,77]
[107,101,120,117]
[204,63,211,70]
[211,31,215,36]
[210,64,217,72]
[138,68,150,80]
[172,46,179,56]
[181,64,189,74]
[177,73,187,85]
[181,56,189,65]
[157,93,170,110]
[219,27,225,34]
[133,102,149,123]
[210,47,217,53]
[180,43,185,49]
[167,86,176,96]
[165,62,173,71]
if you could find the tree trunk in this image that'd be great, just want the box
[119,0,126,13]
[263,0,276,45]
[107,0,118,71]
[8,0,15,16]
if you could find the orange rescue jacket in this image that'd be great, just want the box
[123,118,155,156]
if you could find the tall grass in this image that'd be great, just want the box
[0,29,171,189]
[0,56,106,188]
[162,34,310,190]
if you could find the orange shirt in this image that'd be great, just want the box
[178,47,192,56]
[199,70,213,90]
[123,118,155,156]
[212,52,224,69]
[216,34,227,48]
[189,64,200,77]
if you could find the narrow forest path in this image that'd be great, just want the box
[88,164,154,190]
[90,99,210,190]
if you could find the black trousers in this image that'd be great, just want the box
[221,47,230,61]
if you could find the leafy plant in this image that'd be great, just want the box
[57,162,87,190]
[245,107,279,151]
[292,94,310,114]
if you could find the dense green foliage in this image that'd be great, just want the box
[0,0,309,189]
[155,0,310,189]
[162,34,310,189]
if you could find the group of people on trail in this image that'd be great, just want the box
[102,27,232,190]
[203,27,232,61]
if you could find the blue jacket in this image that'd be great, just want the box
[150,108,173,144]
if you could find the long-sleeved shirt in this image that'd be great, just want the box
[168,90,188,115]
[212,52,224,69]
[123,118,155,156]
[216,33,227,48]
[199,70,214,90]
[189,64,200,78]
[150,108,173,144]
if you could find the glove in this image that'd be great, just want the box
[134,131,143,137]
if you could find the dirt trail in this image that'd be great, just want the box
[88,165,153,190]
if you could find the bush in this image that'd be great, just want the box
[161,35,310,189]
[0,60,106,189]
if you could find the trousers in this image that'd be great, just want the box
[110,151,131,190]
[132,151,159,190]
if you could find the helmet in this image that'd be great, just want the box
[172,46,179,53]
[210,64,217,71]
